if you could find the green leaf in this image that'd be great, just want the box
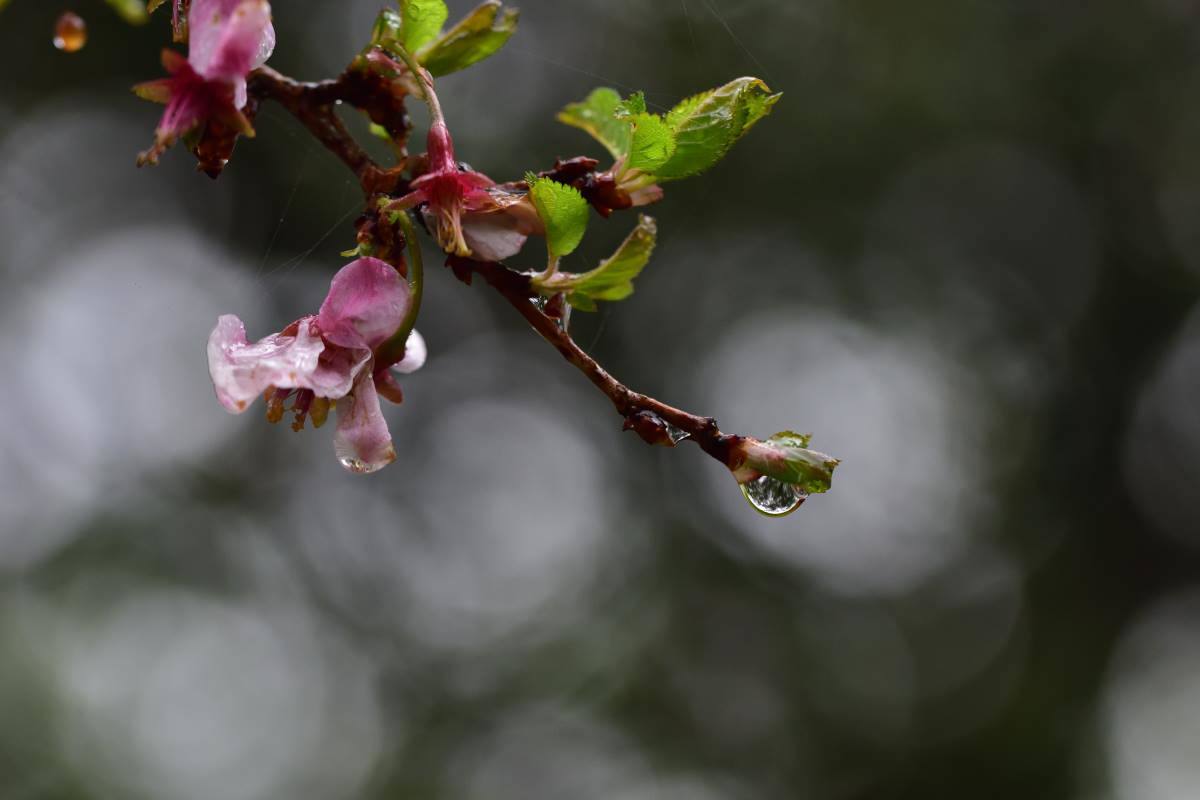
[399,0,448,53]
[371,8,403,47]
[107,0,148,23]
[748,432,839,494]
[626,114,676,173]
[526,174,590,260]
[654,77,781,180]
[614,91,647,118]
[562,215,658,311]
[418,1,519,77]
[146,0,167,12]
[556,88,632,160]
[768,431,812,449]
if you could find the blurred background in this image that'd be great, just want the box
[2,0,1199,797]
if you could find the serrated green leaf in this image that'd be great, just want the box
[626,114,676,173]
[654,77,781,181]
[614,91,647,119]
[526,174,590,260]
[108,0,148,23]
[556,88,632,160]
[399,0,448,53]
[418,1,518,77]
[563,215,657,311]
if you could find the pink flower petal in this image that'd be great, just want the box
[390,329,427,374]
[333,368,396,474]
[156,78,210,139]
[190,0,274,106]
[458,210,529,262]
[207,314,363,413]
[317,257,411,351]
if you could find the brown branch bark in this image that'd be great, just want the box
[448,256,742,468]
[248,66,403,196]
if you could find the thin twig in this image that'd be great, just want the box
[248,67,395,194]
[449,256,741,468]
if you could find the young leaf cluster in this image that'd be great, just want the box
[559,77,782,183]
[523,174,660,312]
[373,0,518,77]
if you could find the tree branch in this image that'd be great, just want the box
[245,63,747,476]
[447,256,742,468]
[248,66,403,196]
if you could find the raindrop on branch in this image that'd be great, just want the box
[665,423,691,444]
[54,11,87,52]
[741,475,806,517]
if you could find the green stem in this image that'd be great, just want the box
[376,210,424,369]
[389,43,444,127]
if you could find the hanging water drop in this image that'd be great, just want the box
[740,475,806,517]
[665,423,691,444]
[338,455,371,474]
[54,11,87,52]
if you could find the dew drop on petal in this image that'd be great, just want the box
[337,455,382,474]
[740,475,806,517]
[53,12,87,52]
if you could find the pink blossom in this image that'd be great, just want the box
[207,257,424,474]
[388,120,498,256]
[134,0,276,166]
[383,66,541,260]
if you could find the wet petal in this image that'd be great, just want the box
[390,329,427,374]
[207,314,363,413]
[318,257,411,351]
[190,0,274,92]
[458,210,529,262]
[333,368,396,474]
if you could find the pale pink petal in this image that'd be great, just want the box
[317,257,411,351]
[333,369,396,474]
[207,315,365,413]
[191,0,274,95]
[627,183,664,207]
[390,330,427,374]
[187,0,243,74]
[458,210,529,262]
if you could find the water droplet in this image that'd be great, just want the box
[740,476,806,517]
[338,455,384,475]
[665,423,691,444]
[54,12,87,52]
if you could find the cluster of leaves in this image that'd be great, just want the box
[362,0,782,317]
[523,79,780,312]
[371,0,518,77]
[559,79,781,183]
